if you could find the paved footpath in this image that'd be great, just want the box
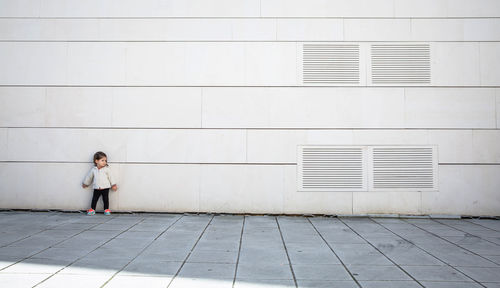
[0,212,499,288]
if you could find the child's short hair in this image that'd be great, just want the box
[93,151,108,166]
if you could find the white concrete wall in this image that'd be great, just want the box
[0,0,499,215]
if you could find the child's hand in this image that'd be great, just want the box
[82,184,88,188]
[111,184,118,191]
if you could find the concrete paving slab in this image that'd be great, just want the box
[419,281,483,288]
[358,280,421,288]
[455,267,500,282]
[292,264,352,280]
[119,259,182,276]
[36,274,110,288]
[296,280,358,287]
[483,282,500,288]
[102,275,172,288]
[1,258,71,274]
[0,212,498,288]
[346,265,412,281]
[401,265,474,281]
[236,262,294,280]
[0,273,50,288]
[187,250,239,263]
[234,279,296,288]
[168,277,233,288]
[177,262,236,279]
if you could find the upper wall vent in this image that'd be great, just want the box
[303,44,360,85]
[371,44,430,84]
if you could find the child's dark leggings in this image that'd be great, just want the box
[91,188,109,210]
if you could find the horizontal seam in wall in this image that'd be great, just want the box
[1,85,499,88]
[0,161,499,166]
[0,161,296,165]
[1,17,500,19]
[1,127,499,131]
[1,40,500,43]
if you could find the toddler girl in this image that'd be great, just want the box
[82,151,117,215]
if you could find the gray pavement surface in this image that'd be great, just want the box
[0,212,500,288]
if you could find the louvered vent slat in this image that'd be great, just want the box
[372,147,436,190]
[299,147,365,191]
[303,44,360,84]
[371,44,430,84]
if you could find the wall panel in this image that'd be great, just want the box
[3,19,500,42]
[39,0,260,18]
[276,19,343,41]
[261,0,394,17]
[431,43,480,86]
[344,19,411,41]
[404,88,496,128]
[0,43,67,85]
[4,128,247,163]
[0,87,45,127]
[353,192,422,215]
[200,165,285,213]
[202,87,405,128]
[111,87,202,128]
[422,165,500,216]
[480,43,500,86]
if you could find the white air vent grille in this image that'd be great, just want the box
[298,146,366,191]
[371,147,437,190]
[371,44,430,84]
[298,146,438,192]
[303,44,360,84]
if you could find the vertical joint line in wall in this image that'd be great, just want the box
[111,88,115,127]
[200,88,203,128]
[364,44,372,87]
[351,192,353,215]
[38,0,42,17]
[198,164,202,213]
[420,191,423,214]
[275,19,278,41]
[403,88,407,127]
[43,87,48,126]
[478,42,482,86]
[495,90,498,129]
[342,18,345,42]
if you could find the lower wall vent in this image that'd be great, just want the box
[298,145,438,192]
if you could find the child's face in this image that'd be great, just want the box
[95,157,107,168]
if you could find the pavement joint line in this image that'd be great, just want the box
[306,217,363,288]
[433,219,500,248]
[32,215,149,287]
[404,219,500,268]
[0,211,90,248]
[463,219,500,233]
[275,216,298,288]
[0,213,120,272]
[378,218,487,288]
[232,215,246,288]
[166,214,215,288]
[338,218,426,288]
[99,214,184,288]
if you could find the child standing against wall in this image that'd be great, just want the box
[82,151,117,215]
